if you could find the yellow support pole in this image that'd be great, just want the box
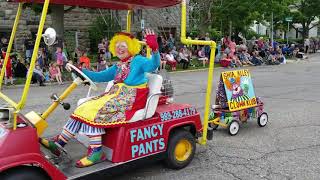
[180,0,216,145]
[18,0,50,110]
[0,92,18,109]
[41,82,78,120]
[13,110,19,130]
[126,10,132,33]
[0,3,23,90]
[200,47,216,145]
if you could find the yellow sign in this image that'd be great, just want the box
[221,69,257,111]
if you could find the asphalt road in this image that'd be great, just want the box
[1,53,320,180]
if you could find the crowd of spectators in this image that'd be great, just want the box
[216,35,320,68]
[0,34,115,86]
[154,33,212,71]
[0,32,319,86]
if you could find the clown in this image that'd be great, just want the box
[225,76,250,103]
[40,29,160,167]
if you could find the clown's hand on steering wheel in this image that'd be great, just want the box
[65,63,98,91]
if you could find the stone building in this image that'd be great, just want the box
[0,1,181,54]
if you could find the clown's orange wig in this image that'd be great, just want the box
[109,32,141,57]
[225,76,241,91]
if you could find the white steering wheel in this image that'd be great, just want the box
[65,63,98,91]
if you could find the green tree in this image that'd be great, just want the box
[88,13,121,52]
[24,3,75,39]
[189,0,295,38]
[289,0,320,39]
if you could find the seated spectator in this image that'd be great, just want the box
[170,46,179,59]
[44,69,50,82]
[178,47,190,69]
[78,62,86,70]
[49,62,63,84]
[264,48,279,65]
[293,47,308,59]
[97,53,108,72]
[197,47,209,67]
[97,60,107,72]
[228,39,237,57]
[215,42,222,63]
[250,50,263,66]
[238,50,254,66]
[292,47,300,58]
[79,51,91,69]
[160,53,167,70]
[223,47,231,56]
[220,53,234,68]
[14,58,28,78]
[27,63,46,86]
[275,47,285,64]
[165,49,177,71]
[231,54,242,67]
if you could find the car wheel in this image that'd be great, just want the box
[228,120,240,136]
[164,129,196,169]
[1,167,49,180]
[258,112,268,127]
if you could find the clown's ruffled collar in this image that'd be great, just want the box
[121,56,133,63]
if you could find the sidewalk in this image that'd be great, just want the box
[2,81,67,89]
[286,52,319,63]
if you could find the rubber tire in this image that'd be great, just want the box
[258,112,268,127]
[1,167,49,180]
[164,129,196,169]
[228,120,240,136]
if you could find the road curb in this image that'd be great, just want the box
[169,68,210,74]
[2,81,73,89]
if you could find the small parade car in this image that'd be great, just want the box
[208,69,268,136]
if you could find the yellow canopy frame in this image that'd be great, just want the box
[0,0,51,129]
[0,0,215,145]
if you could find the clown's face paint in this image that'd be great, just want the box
[232,84,241,95]
[116,41,130,60]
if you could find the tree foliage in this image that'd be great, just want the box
[290,0,320,38]
[189,0,319,39]
[88,12,121,52]
[25,3,76,38]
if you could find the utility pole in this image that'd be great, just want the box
[285,17,293,46]
[220,0,222,34]
[287,21,289,45]
[271,0,274,48]
[271,12,274,48]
